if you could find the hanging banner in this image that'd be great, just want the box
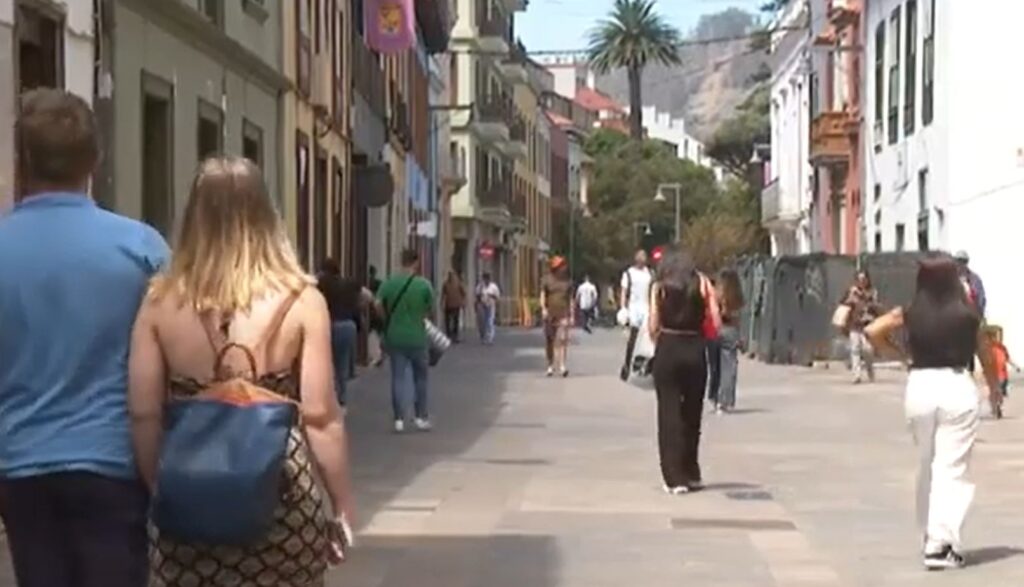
[365,0,416,54]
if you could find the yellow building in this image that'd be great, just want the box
[281,0,353,272]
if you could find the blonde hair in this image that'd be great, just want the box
[150,157,312,313]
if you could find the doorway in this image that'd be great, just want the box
[141,74,174,236]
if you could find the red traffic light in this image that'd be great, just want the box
[651,245,665,263]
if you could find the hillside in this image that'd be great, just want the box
[597,8,770,142]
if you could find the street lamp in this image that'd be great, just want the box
[633,221,653,246]
[655,183,682,243]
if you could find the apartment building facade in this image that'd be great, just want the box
[103,0,285,240]
[764,0,813,256]
[1,0,96,211]
[449,0,527,315]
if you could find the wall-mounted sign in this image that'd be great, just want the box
[478,242,495,260]
[365,0,415,54]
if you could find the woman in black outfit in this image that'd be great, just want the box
[867,255,1001,570]
[648,248,721,494]
[318,258,368,407]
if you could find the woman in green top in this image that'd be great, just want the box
[375,249,435,433]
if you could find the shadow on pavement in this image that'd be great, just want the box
[967,546,1024,566]
[330,534,560,587]
[342,330,546,529]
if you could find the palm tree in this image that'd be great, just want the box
[586,0,682,140]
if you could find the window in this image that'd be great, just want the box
[351,0,364,37]
[332,1,345,126]
[141,73,174,236]
[17,4,63,92]
[314,0,322,53]
[297,0,312,95]
[197,99,224,160]
[242,119,264,170]
[922,0,935,125]
[873,23,885,150]
[917,168,929,212]
[199,0,223,27]
[888,7,901,145]
[875,231,882,252]
[873,183,881,203]
[895,223,906,252]
[313,151,328,268]
[904,0,918,136]
[296,132,311,267]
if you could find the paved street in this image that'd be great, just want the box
[328,329,1024,587]
[2,329,1023,586]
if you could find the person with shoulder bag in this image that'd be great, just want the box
[648,247,721,495]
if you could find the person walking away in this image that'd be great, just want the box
[866,254,1001,570]
[984,326,1018,413]
[318,258,367,408]
[619,249,654,381]
[129,158,355,585]
[714,269,746,414]
[367,265,385,366]
[955,251,986,375]
[0,89,169,587]
[648,247,721,494]
[576,274,599,334]
[442,270,467,342]
[377,249,435,433]
[843,270,882,384]
[476,272,501,345]
[541,256,574,377]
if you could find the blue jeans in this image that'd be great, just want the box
[477,304,496,343]
[717,325,740,409]
[330,320,358,406]
[388,346,429,421]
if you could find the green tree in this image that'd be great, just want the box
[703,84,770,179]
[586,0,682,140]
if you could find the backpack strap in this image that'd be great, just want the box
[201,289,303,381]
[255,289,304,354]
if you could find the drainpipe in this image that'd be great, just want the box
[92,0,116,210]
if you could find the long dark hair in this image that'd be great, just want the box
[905,254,979,356]
[717,268,744,314]
[656,246,704,328]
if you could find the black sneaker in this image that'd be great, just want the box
[924,546,966,571]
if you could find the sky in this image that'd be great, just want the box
[516,0,767,54]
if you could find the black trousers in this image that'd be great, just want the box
[623,326,640,370]
[652,334,709,487]
[444,308,461,341]
[0,472,149,587]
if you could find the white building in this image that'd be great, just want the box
[764,0,813,256]
[0,0,95,212]
[640,106,709,166]
[864,0,1024,355]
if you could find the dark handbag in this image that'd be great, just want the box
[151,295,300,546]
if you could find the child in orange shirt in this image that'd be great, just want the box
[986,326,1018,400]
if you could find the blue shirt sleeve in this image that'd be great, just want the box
[138,225,171,275]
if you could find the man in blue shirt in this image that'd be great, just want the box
[0,89,169,587]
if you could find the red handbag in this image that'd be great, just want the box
[700,275,719,340]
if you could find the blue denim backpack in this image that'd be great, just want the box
[151,293,300,546]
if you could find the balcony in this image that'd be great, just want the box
[761,179,800,228]
[476,11,511,54]
[473,95,510,144]
[441,142,468,193]
[388,86,412,149]
[828,0,860,29]
[500,42,530,85]
[352,39,385,120]
[501,115,528,161]
[478,178,511,218]
[810,111,856,167]
[510,190,527,223]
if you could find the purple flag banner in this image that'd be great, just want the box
[365,0,416,54]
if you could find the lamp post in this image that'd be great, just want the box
[655,183,682,243]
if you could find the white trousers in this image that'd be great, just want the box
[905,368,981,553]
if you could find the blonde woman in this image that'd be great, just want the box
[128,158,355,586]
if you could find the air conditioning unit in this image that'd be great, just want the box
[311,52,332,113]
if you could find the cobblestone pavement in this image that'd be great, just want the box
[3,329,1024,586]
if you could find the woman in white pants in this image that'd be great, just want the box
[867,255,1001,570]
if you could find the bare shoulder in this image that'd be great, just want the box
[295,286,329,323]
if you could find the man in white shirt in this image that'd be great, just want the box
[619,249,653,381]
[575,275,599,333]
[475,272,501,345]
